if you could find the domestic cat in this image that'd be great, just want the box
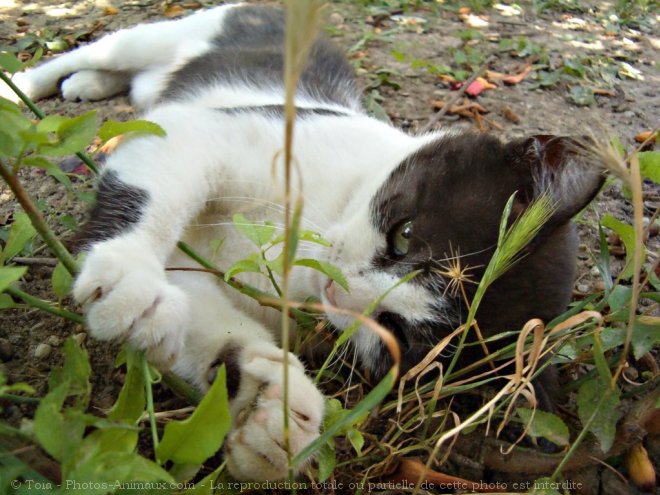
[3,3,604,481]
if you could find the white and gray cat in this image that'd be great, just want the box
[3,3,603,481]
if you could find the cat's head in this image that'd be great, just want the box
[321,132,604,381]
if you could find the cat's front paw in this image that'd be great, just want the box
[224,345,325,481]
[73,240,189,364]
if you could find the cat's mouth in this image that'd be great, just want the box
[324,279,411,354]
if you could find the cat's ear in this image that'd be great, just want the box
[506,135,605,223]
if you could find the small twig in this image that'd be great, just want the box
[0,158,78,276]
[139,405,195,423]
[0,423,61,484]
[12,257,58,267]
[420,55,496,133]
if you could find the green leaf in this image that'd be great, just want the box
[631,317,660,360]
[224,257,262,281]
[0,129,18,157]
[293,258,348,292]
[601,215,646,279]
[317,441,336,482]
[568,85,595,106]
[0,293,17,309]
[577,379,622,452]
[48,337,91,408]
[596,224,613,292]
[38,110,98,156]
[293,368,397,468]
[592,331,612,383]
[516,408,569,447]
[189,464,225,494]
[34,380,85,462]
[638,151,660,184]
[232,213,276,247]
[0,266,27,293]
[22,156,73,191]
[51,260,73,299]
[89,347,145,453]
[298,229,332,247]
[98,119,166,142]
[66,446,174,494]
[0,52,23,73]
[156,364,231,465]
[0,212,37,264]
[347,428,365,456]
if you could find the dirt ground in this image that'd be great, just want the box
[0,0,658,493]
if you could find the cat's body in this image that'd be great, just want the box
[4,3,603,481]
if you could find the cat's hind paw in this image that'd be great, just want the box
[73,241,189,365]
[224,345,325,481]
[61,70,129,101]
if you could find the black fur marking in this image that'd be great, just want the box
[215,105,349,118]
[74,171,149,251]
[209,344,241,400]
[364,132,603,382]
[162,5,360,109]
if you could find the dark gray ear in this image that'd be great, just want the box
[506,135,605,224]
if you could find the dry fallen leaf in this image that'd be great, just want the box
[635,130,657,143]
[103,6,119,15]
[164,4,185,17]
[486,63,533,85]
[500,105,520,123]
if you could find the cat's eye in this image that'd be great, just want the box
[389,220,414,257]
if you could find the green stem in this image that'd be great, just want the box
[142,356,159,452]
[0,158,78,276]
[6,286,83,323]
[162,371,201,405]
[546,387,614,487]
[175,241,274,304]
[0,71,98,174]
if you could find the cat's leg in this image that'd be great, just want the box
[3,4,236,103]
[168,272,325,481]
[72,107,228,362]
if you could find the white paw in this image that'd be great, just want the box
[61,70,129,101]
[73,240,189,364]
[225,345,325,481]
[0,72,33,103]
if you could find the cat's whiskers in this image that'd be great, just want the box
[205,195,328,232]
[207,180,332,229]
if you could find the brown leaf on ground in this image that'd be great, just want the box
[486,63,533,86]
[103,6,119,15]
[500,106,520,123]
[164,5,185,17]
[635,131,657,143]
[388,458,508,493]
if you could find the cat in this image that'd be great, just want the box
[3,3,604,481]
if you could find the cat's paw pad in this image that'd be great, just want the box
[61,70,128,101]
[73,242,189,364]
[224,348,324,481]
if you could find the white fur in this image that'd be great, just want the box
[11,4,452,481]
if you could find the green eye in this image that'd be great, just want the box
[390,220,414,256]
